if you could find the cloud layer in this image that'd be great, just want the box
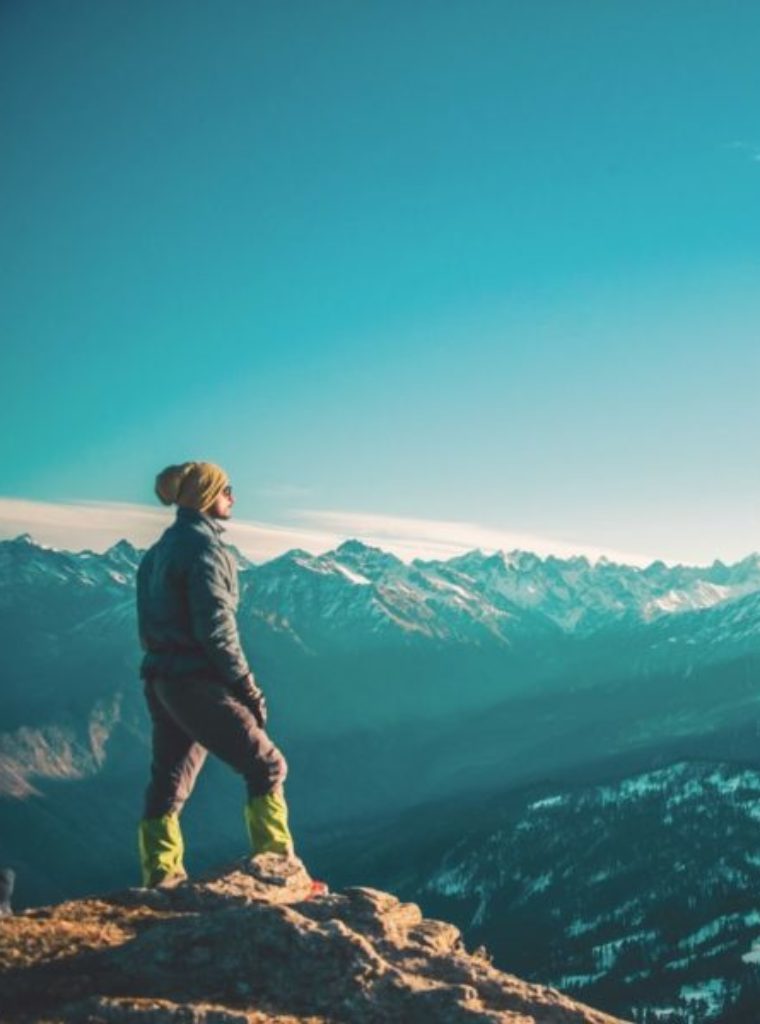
[292,508,654,565]
[0,496,656,566]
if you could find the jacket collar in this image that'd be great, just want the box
[176,506,225,538]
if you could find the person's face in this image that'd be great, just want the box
[208,484,234,519]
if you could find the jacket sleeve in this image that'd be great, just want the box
[187,542,251,686]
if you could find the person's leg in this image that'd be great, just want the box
[139,679,207,886]
[155,675,293,855]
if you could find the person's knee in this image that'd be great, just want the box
[264,746,288,791]
[245,746,288,797]
[272,748,288,788]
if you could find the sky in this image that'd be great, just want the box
[2,1,759,566]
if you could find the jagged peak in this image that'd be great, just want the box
[267,547,316,565]
[103,538,142,567]
[106,538,139,555]
[330,538,404,571]
[442,547,491,568]
[2,532,57,553]
[9,533,36,547]
[504,548,544,569]
[335,538,379,554]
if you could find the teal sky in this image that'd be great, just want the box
[2,1,759,564]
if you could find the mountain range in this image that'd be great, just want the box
[3,531,760,1021]
[3,531,760,799]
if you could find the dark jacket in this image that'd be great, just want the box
[136,508,250,686]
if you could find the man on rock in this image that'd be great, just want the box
[136,461,318,890]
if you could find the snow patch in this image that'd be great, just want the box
[566,916,603,938]
[521,872,552,897]
[428,577,476,601]
[554,972,606,990]
[592,930,659,972]
[333,562,372,586]
[741,942,760,965]
[529,794,566,811]
[678,979,728,1016]
[645,582,732,617]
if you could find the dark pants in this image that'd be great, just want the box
[143,674,288,820]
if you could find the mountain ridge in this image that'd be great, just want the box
[6,533,760,641]
[3,532,760,812]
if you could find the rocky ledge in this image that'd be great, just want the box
[0,854,626,1023]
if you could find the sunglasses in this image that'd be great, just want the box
[222,485,233,498]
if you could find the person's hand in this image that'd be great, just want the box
[231,673,268,728]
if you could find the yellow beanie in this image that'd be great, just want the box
[155,462,229,512]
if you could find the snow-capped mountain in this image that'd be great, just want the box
[4,532,760,652]
[246,541,562,653]
[241,540,760,646]
[0,534,141,631]
[3,532,760,794]
[3,531,760,917]
[415,548,760,635]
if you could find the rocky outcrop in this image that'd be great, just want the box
[0,854,626,1024]
[0,695,121,798]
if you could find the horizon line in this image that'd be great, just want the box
[1,498,758,573]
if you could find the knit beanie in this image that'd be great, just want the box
[155,462,229,512]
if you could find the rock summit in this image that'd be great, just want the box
[0,853,626,1023]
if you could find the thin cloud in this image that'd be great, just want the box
[0,498,339,563]
[0,497,654,566]
[291,508,655,566]
[0,498,171,552]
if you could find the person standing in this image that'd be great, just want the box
[136,461,300,888]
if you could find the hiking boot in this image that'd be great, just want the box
[245,852,328,899]
[150,870,188,890]
[246,851,303,887]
